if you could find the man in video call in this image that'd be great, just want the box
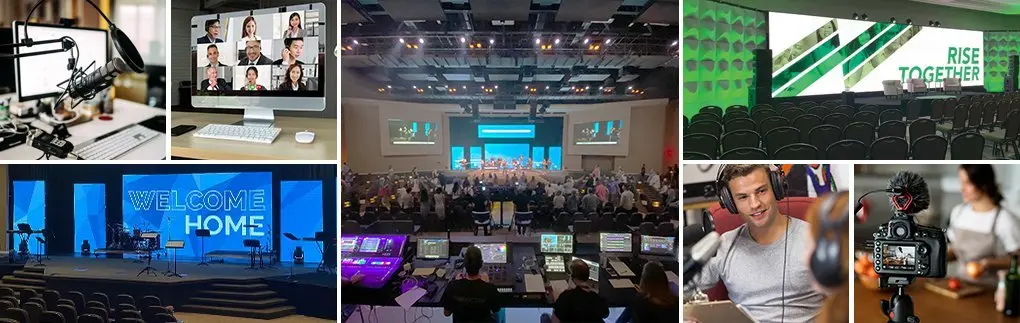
[273,38,306,65]
[238,40,272,65]
[197,19,223,44]
[685,164,823,323]
[200,66,227,91]
[205,44,224,68]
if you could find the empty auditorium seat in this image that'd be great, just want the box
[823,113,851,130]
[54,305,75,323]
[22,301,43,323]
[908,119,936,142]
[909,135,948,160]
[724,118,756,134]
[772,143,819,159]
[764,127,800,156]
[720,130,760,152]
[720,147,767,159]
[825,139,867,159]
[76,314,102,323]
[4,308,29,323]
[792,115,822,141]
[982,111,1020,158]
[699,106,723,117]
[869,137,909,160]
[951,132,985,160]
[39,310,63,323]
[878,120,906,139]
[683,133,719,159]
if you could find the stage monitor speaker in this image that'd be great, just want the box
[1007,55,1019,92]
[752,49,773,105]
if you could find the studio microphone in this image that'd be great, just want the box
[66,27,144,101]
[683,231,721,285]
[682,210,716,246]
[887,171,930,214]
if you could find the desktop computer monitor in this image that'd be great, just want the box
[12,22,109,102]
[540,234,573,254]
[476,243,508,264]
[571,256,600,281]
[190,3,327,125]
[417,238,449,259]
[600,232,633,253]
[640,235,676,256]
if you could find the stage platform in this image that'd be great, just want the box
[0,256,336,320]
[855,91,990,108]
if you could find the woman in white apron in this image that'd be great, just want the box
[947,165,1020,285]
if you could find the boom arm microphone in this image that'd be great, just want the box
[683,232,721,285]
[65,57,131,100]
[682,210,716,246]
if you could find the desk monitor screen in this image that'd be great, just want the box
[340,235,406,257]
[640,235,676,256]
[476,243,507,264]
[12,22,109,101]
[190,3,327,116]
[540,234,573,254]
[417,238,449,259]
[600,233,632,253]
[571,256,600,281]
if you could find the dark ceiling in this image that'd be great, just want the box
[340,0,679,104]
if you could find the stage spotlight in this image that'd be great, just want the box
[583,38,590,44]
[489,38,495,44]
[862,14,869,20]
[462,85,467,89]
[428,85,432,89]
[670,40,678,47]
[81,240,91,256]
[906,18,912,24]
[418,38,425,44]
[293,247,304,265]
[535,38,541,45]
[386,85,392,89]
[890,17,896,23]
[460,37,466,43]
[604,38,611,44]
[545,85,550,90]
[554,38,561,45]
[352,39,359,45]
[852,13,859,20]
[399,38,405,43]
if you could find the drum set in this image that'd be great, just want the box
[106,223,165,259]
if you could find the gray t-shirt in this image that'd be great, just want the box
[687,217,823,323]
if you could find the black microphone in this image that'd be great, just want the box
[854,187,904,215]
[66,27,144,101]
[683,231,721,285]
[887,171,930,214]
[682,210,716,246]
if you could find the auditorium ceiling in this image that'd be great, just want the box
[340,0,679,104]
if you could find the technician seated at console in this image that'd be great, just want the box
[685,164,823,323]
[618,262,679,323]
[238,40,273,65]
[200,67,228,91]
[541,259,609,323]
[273,38,306,65]
[442,246,502,323]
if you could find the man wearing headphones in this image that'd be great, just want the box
[442,246,501,322]
[685,164,823,323]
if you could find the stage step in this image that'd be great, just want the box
[178,304,295,319]
[21,267,44,274]
[13,270,45,279]
[199,289,277,299]
[1,276,44,286]
[210,283,268,290]
[190,297,287,308]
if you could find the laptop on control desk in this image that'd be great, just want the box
[540,233,574,281]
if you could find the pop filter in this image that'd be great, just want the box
[109,26,144,73]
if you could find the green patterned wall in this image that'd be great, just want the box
[985,32,1020,93]
[682,0,767,117]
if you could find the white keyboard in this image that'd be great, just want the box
[74,124,159,160]
[497,287,513,293]
[193,124,281,144]
[609,259,635,277]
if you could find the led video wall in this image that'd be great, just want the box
[74,184,106,251]
[280,180,324,263]
[12,181,45,254]
[122,172,273,258]
[769,12,984,97]
[985,32,1020,92]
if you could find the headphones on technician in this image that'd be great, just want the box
[810,191,849,289]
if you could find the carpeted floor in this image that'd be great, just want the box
[174,313,335,322]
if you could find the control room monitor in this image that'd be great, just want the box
[600,233,632,253]
[640,235,676,256]
[190,3,327,122]
[417,238,449,259]
[540,234,573,254]
[476,243,508,264]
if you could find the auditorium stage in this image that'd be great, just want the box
[855,91,990,108]
[0,256,336,320]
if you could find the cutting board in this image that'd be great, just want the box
[924,279,985,299]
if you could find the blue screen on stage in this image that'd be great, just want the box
[532,147,544,168]
[469,146,482,169]
[122,172,273,258]
[281,180,324,264]
[451,147,465,170]
[74,183,106,251]
[477,125,536,138]
[549,146,562,170]
[484,143,530,162]
[12,181,45,254]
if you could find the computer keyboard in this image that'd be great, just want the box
[74,124,159,160]
[497,287,513,293]
[193,124,281,144]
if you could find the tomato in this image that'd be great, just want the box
[947,277,961,291]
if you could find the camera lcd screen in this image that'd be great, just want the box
[881,245,917,270]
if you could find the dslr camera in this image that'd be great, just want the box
[871,214,947,280]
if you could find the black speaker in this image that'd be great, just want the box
[752,49,773,105]
[1007,55,1019,92]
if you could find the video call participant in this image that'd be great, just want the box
[197,19,223,44]
[205,44,224,68]
[947,164,1020,285]
[442,246,501,323]
[200,67,227,91]
[284,12,306,38]
[685,164,823,323]
[238,40,272,65]
[241,67,267,91]
[273,38,305,65]
[620,262,679,323]
[241,16,260,40]
[278,64,307,91]
[542,259,609,323]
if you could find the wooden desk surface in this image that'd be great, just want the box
[171,111,337,160]
[854,279,1019,322]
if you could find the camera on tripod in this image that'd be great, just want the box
[872,213,947,283]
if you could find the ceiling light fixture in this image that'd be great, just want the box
[399,38,405,43]
[418,38,425,44]
[583,38,590,44]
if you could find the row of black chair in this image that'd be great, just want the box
[0,288,174,323]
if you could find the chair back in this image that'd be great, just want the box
[908,119,935,142]
[877,120,906,139]
[950,132,985,160]
[870,137,909,160]
[909,135,948,160]
[772,143,819,159]
[720,147,768,160]
[842,122,875,147]
[825,139,867,159]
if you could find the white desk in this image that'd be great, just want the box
[0,98,166,160]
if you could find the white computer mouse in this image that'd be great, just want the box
[295,131,315,144]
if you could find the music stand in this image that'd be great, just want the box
[313,231,334,273]
[164,240,184,278]
[243,239,262,270]
[33,237,46,267]
[137,232,160,277]
[195,229,210,266]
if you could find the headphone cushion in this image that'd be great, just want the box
[811,238,845,288]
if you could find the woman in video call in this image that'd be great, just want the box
[242,66,267,91]
[284,12,306,38]
[278,64,307,91]
[241,16,260,40]
[947,164,1020,285]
